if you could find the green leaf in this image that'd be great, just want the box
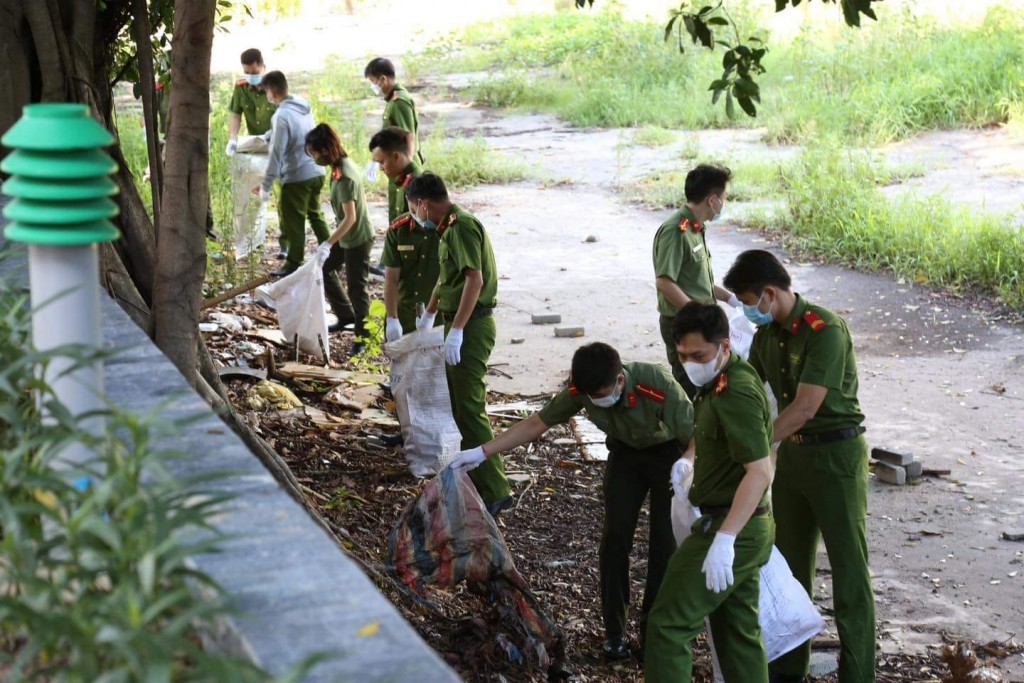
[139,551,156,596]
[737,95,758,117]
[726,90,736,119]
[706,17,729,26]
[708,78,730,91]
[733,76,760,98]
[664,15,678,43]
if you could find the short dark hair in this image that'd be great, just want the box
[369,127,410,155]
[722,249,792,297]
[684,163,732,203]
[305,123,348,164]
[406,173,448,202]
[570,343,622,395]
[240,48,263,66]
[260,70,288,97]
[364,57,395,79]
[672,302,730,345]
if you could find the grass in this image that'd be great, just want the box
[409,3,1024,145]
[629,126,677,148]
[624,156,797,208]
[770,142,1024,307]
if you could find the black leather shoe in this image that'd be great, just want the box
[275,251,287,260]
[380,432,404,446]
[347,342,365,358]
[602,636,630,660]
[484,495,513,518]
[369,263,385,277]
[328,321,355,334]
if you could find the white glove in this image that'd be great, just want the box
[316,242,333,267]
[258,187,270,203]
[444,327,464,365]
[670,458,694,494]
[416,309,436,331]
[449,446,486,471]
[385,317,403,342]
[727,293,742,308]
[702,532,736,593]
[225,139,237,156]
[364,159,379,182]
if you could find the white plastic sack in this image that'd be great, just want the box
[728,306,757,360]
[385,327,462,477]
[230,136,269,260]
[255,258,330,362]
[669,460,825,679]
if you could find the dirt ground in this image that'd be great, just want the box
[204,21,1024,680]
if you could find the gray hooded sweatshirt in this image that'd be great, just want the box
[261,95,324,192]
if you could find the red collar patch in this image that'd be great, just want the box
[399,174,412,188]
[789,316,802,335]
[627,393,637,408]
[332,166,342,181]
[678,217,703,233]
[714,374,728,395]
[568,381,579,397]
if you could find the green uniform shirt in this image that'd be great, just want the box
[749,295,865,434]
[383,84,419,148]
[538,362,694,450]
[329,157,374,249]
[228,80,276,135]
[689,353,773,509]
[436,204,498,314]
[387,160,424,223]
[652,206,716,316]
[380,212,441,309]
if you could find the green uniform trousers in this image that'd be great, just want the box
[322,238,372,338]
[601,438,682,641]
[444,314,510,505]
[278,176,329,270]
[770,434,876,683]
[659,315,697,401]
[645,515,775,683]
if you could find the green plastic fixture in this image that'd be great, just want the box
[1,103,121,246]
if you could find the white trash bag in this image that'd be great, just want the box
[385,327,462,477]
[230,136,270,260]
[728,305,758,360]
[255,258,330,362]
[669,459,825,680]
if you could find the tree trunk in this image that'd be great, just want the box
[151,0,214,385]
[130,0,163,235]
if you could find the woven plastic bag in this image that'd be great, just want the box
[385,327,462,477]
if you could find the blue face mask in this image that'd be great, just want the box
[412,204,438,230]
[743,291,774,326]
[245,73,263,86]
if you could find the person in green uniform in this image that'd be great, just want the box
[256,71,328,277]
[645,302,775,683]
[450,342,694,660]
[371,127,433,340]
[226,48,276,152]
[370,126,424,223]
[723,250,875,683]
[305,124,374,355]
[365,57,423,234]
[409,174,510,514]
[652,164,743,398]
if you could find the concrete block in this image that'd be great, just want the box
[871,447,914,466]
[809,652,839,677]
[905,459,923,480]
[874,461,907,486]
[531,313,561,325]
[555,326,585,338]
[511,337,525,344]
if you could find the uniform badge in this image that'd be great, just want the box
[678,217,691,233]
[803,311,827,332]
[714,374,728,395]
[627,393,638,408]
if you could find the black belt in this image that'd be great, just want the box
[439,307,493,324]
[787,426,865,446]
[701,505,769,519]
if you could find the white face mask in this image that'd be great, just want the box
[369,80,383,97]
[683,346,723,387]
[709,195,725,222]
[589,377,623,408]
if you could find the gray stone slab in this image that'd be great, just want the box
[905,459,923,480]
[874,461,907,486]
[554,326,585,338]
[871,447,915,467]
[531,313,561,324]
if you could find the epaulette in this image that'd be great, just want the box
[635,383,666,404]
[714,374,728,396]
[235,78,248,87]
[678,217,703,234]
[803,310,827,332]
[389,214,413,231]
